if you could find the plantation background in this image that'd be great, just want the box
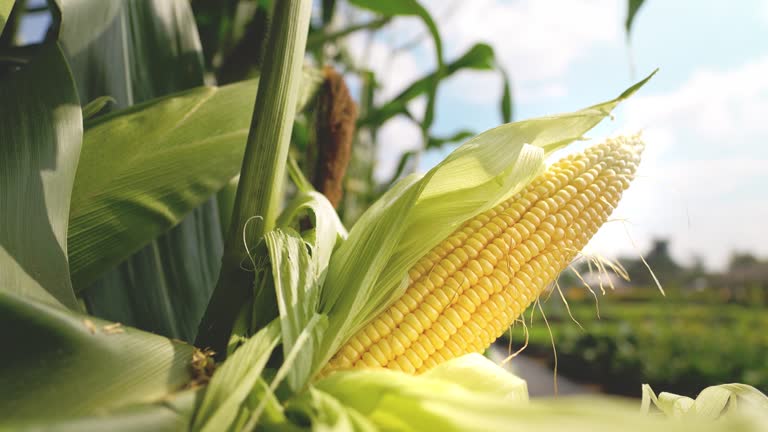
[504,265,768,396]
[6,0,767,400]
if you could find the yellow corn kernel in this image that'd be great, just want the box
[323,135,644,375]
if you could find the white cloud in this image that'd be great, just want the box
[517,82,569,103]
[622,57,768,142]
[586,58,768,269]
[424,0,621,104]
[432,0,619,80]
[587,180,768,271]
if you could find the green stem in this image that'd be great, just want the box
[196,0,313,355]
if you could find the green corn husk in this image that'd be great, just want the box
[300,355,767,432]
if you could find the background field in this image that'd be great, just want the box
[501,283,768,396]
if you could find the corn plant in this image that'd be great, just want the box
[1,0,767,430]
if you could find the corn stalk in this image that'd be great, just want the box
[196,0,313,355]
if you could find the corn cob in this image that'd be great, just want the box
[324,135,644,375]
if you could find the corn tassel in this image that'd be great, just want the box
[323,135,644,375]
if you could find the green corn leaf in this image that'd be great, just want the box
[54,0,285,345]
[289,387,378,432]
[0,290,196,424]
[0,22,200,432]
[310,354,760,432]
[264,191,346,390]
[426,129,476,150]
[306,17,390,51]
[315,71,657,374]
[0,42,80,310]
[80,199,225,341]
[82,96,116,120]
[309,354,529,432]
[321,0,336,24]
[189,0,241,72]
[77,66,314,343]
[424,353,529,403]
[266,229,325,391]
[386,150,417,186]
[360,43,497,127]
[238,378,288,432]
[276,191,348,280]
[55,0,205,109]
[499,67,513,122]
[287,154,315,195]
[0,0,14,36]
[68,83,252,292]
[193,321,281,432]
[10,389,201,432]
[642,383,768,421]
[626,0,646,37]
[243,314,325,429]
[68,72,322,293]
[53,0,223,343]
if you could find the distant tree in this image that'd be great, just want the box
[687,255,706,276]
[729,252,759,271]
[622,238,682,287]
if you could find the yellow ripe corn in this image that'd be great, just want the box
[323,135,644,376]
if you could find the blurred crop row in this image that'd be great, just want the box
[502,272,768,396]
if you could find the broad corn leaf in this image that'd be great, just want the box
[57,0,204,109]
[1,290,195,424]
[0,43,81,310]
[55,0,219,343]
[68,73,322,293]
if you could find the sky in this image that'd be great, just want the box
[344,0,768,271]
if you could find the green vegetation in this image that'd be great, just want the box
[504,289,768,396]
